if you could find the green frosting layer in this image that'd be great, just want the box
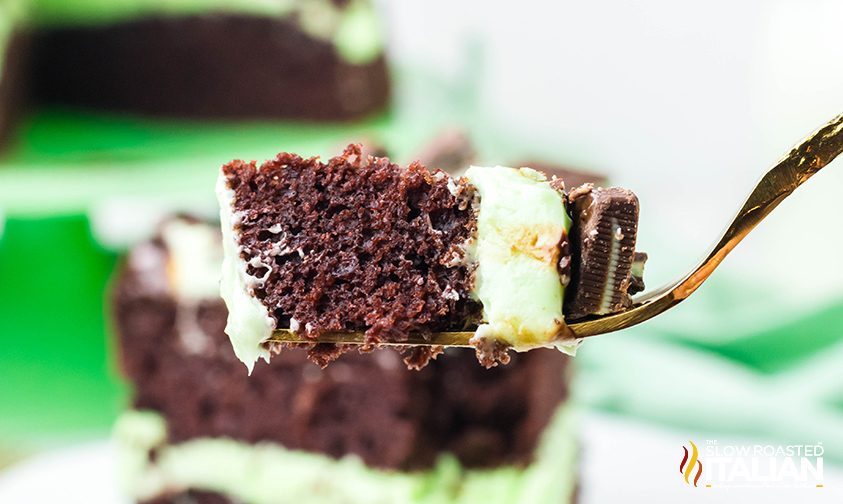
[464,166,578,353]
[32,0,383,65]
[114,405,578,504]
[216,174,273,372]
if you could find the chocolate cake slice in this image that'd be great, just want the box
[112,217,579,504]
[31,0,389,120]
[217,144,596,370]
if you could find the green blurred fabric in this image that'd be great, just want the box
[0,216,123,444]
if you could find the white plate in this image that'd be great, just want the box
[1,413,840,503]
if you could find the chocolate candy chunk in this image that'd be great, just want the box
[565,184,641,320]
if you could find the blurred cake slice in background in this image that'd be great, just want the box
[111,216,579,504]
[31,0,389,119]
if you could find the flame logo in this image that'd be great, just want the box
[680,441,703,487]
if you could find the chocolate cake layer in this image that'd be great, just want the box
[565,185,640,319]
[219,145,481,362]
[0,31,29,149]
[113,222,567,471]
[32,14,389,120]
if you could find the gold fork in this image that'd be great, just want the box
[268,113,843,347]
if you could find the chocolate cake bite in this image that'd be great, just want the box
[112,217,579,504]
[217,145,646,370]
[217,144,483,369]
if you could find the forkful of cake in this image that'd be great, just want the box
[216,113,843,371]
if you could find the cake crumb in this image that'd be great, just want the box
[399,345,445,370]
[471,336,512,369]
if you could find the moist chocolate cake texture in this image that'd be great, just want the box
[113,217,579,504]
[217,144,646,371]
[218,145,482,370]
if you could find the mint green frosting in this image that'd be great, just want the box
[115,405,578,504]
[464,166,578,354]
[32,0,383,65]
[216,173,273,373]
